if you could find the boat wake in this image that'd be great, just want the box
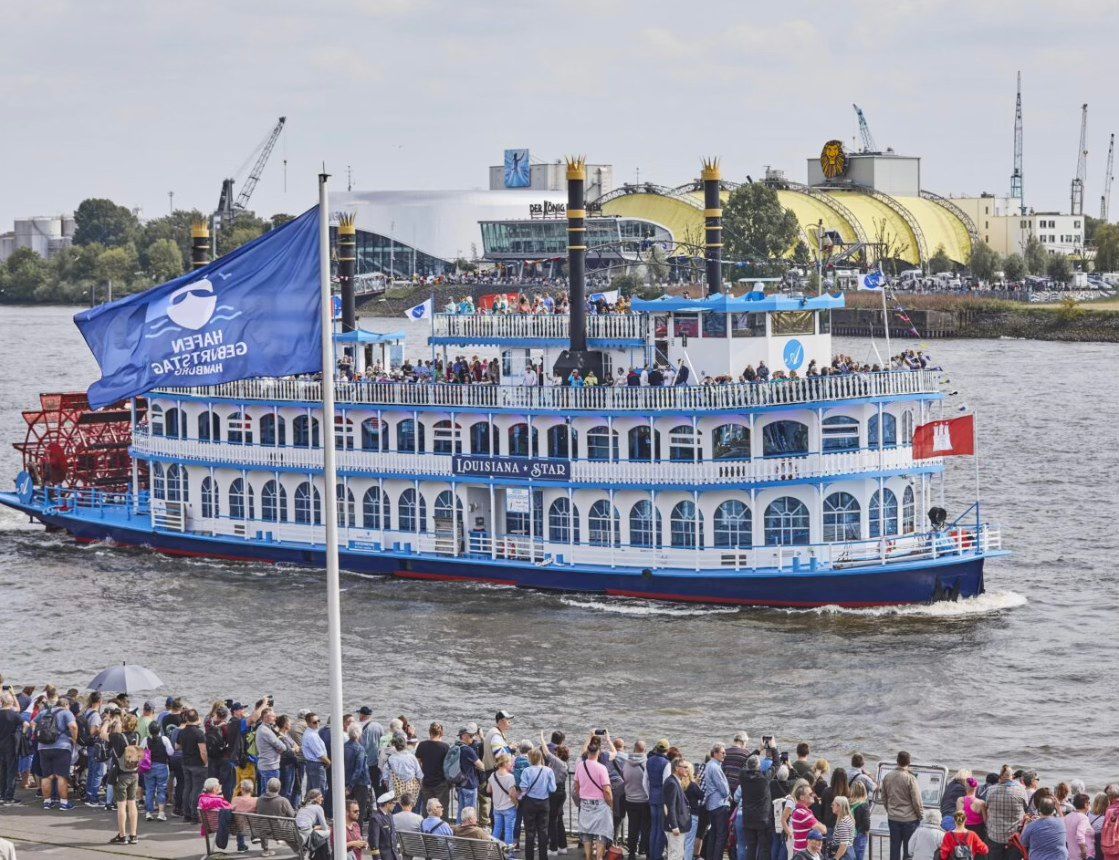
[789,590,1028,618]
[559,596,741,617]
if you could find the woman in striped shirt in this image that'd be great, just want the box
[831,797,855,860]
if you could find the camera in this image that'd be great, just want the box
[594,728,607,736]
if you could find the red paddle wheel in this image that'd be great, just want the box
[14,392,145,491]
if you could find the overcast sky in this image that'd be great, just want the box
[2,0,1116,229]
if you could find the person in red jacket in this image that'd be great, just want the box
[941,812,990,860]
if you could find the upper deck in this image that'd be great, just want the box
[431,312,647,347]
[158,368,942,414]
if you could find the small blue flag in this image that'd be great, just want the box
[857,271,885,291]
[75,206,323,410]
[403,298,433,320]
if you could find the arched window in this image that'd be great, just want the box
[586,426,619,461]
[714,500,752,548]
[361,418,387,452]
[396,419,425,454]
[505,489,542,537]
[294,481,322,525]
[229,478,254,520]
[261,480,287,522]
[547,424,577,459]
[469,421,497,456]
[362,487,387,529]
[334,416,355,451]
[587,500,621,546]
[668,425,702,462]
[151,462,165,500]
[869,413,898,449]
[870,488,899,538]
[336,483,355,528]
[507,423,537,458]
[149,404,164,436]
[764,497,810,545]
[629,501,662,548]
[200,476,218,518]
[164,408,183,440]
[628,426,661,462]
[670,500,704,548]
[823,492,861,542]
[548,498,580,544]
[762,421,808,457]
[712,424,750,460]
[901,410,914,444]
[433,490,462,526]
[227,412,252,445]
[822,416,860,452]
[293,415,320,448]
[260,414,286,447]
[902,485,915,533]
[433,420,462,455]
[165,464,188,502]
[197,411,220,442]
[399,489,426,532]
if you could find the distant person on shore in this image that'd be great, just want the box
[415,721,450,816]
[985,765,1029,860]
[1064,794,1093,860]
[791,743,812,782]
[520,746,558,860]
[301,712,329,796]
[36,685,78,811]
[295,788,331,860]
[623,740,651,860]
[849,781,871,860]
[422,797,454,836]
[1021,796,1068,860]
[664,756,690,860]
[454,806,491,841]
[703,744,731,860]
[792,829,824,860]
[739,754,774,860]
[143,721,173,822]
[574,735,614,860]
[345,723,373,823]
[394,793,423,832]
[0,693,25,806]
[881,751,923,860]
[256,777,296,857]
[941,811,989,860]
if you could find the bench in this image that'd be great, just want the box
[397,830,508,860]
[200,807,307,858]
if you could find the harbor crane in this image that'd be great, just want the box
[1070,104,1087,216]
[1101,133,1114,222]
[215,116,287,231]
[852,104,877,153]
[1010,72,1024,214]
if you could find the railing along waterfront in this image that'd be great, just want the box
[131,430,932,486]
[432,312,647,342]
[157,369,941,412]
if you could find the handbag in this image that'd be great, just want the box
[138,746,153,775]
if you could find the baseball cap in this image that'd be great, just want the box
[465,721,479,734]
[496,710,514,722]
[358,706,373,716]
[806,832,824,843]
[458,726,473,737]
[230,702,245,712]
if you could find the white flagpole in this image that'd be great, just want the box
[973,413,981,541]
[318,172,349,860]
[879,268,892,366]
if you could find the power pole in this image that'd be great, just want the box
[1070,103,1088,216]
[1010,72,1024,214]
[1101,133,1115,222]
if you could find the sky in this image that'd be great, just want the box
[1,0,1117,229]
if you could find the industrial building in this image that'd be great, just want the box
[0,214,74,263]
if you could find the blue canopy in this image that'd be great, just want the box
[630,292,845,314]
[334,329,407,345]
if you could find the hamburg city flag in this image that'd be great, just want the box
[75,207,323,410]
[857,271,884,291]
[912,414,975,460]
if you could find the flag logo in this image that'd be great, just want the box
[783,338,804,371]
[405,298,433,320]
[857,271,884,291]
[165,279,218,330]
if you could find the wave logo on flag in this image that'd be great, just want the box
[857,271,884,291]
[913,414,975,459]
[404,298,433,320]
[75,206,323,410]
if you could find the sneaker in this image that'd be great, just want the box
[43,800,55,810]
[262,851,277,858]
[85,800,102,808]
[109,835,127,844]
[105,803,118,811]
[6,800,20,807]
[157,812,167,822]
[127,836,139,845]
[145,812,154,821]
[59,802,76,811]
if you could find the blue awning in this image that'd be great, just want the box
[630,292,846,313]
[334,329,407,344]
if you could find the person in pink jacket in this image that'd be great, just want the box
[197,777,232,836]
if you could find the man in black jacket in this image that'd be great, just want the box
[739,756,773,860]
[369,791,399,860]
[663,759,691,860]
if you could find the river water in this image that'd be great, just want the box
[1,304,1117,784]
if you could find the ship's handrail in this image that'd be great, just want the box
[156,369,942,413]
[31,486,149,514]
[130,430,933,486]
[432,312,647,343]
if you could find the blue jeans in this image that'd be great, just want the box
[457,787,478,824]
[650,801,666,860]
[86,757,105,803]
[770,830,787,860]
[736,810,747,860]
[493,807,517,846]
[144,763,169,813]
[258,768,280,796]
[853,833,868,860]
[281,764,300,807]
[888,819,919,860]
[685,814,700,860]
[304,761,327,795]
[218,760,237,801]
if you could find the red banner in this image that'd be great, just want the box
[912,414,975,460]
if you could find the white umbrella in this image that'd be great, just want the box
[87,662,164,694]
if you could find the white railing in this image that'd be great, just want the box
[158,369,941,413]
[432,313,647,342]
[178,516,999,573]
[131,430,933,486]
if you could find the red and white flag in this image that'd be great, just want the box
[912,414,975,460]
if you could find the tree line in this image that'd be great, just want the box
[0,198,294,305]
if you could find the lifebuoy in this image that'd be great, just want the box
[948,529,973,551]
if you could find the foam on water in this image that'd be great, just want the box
[789,590,1028,618]
[559,596,742,617]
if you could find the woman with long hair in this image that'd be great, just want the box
[957,778,987,843]
[831,797,855,860]
[573,735,614,860]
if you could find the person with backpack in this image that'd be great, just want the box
[78,692,105,807]
[205,705,236,800]
[105,712,143,845]
[941,811,989,860]
[449,726,484,824]
[35,685,78,811]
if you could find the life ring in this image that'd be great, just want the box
[948,529,973,551]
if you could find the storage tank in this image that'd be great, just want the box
[62,215,76,238]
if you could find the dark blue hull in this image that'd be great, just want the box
[3,496,988,607]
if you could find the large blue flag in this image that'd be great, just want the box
[76,206,323,409]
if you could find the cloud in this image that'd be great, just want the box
[308,47,384,83]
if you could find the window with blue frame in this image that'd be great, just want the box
[293,415,320,448]
[433,421,462,455]
[670,500,704,548]
[361,418,387,452]
[507,423,537,458]
[547,424,576,459]
[822,416,859,452]
[628,426,661,461]
[164,408,183,439]
[762,421,809,456]
[587,426,619,461]
[869,413,897,449]
[334,417,355,451]
[469,421,497,456]
[433,490,462,527]
[870,488,898,537]
[166,464,188,502]
[505,490,542,536]
[362,487,387,529]
[823,492,861,542]
[151,462,165,500]
[629,501,662,548]
[714,500,752,548]
[201,477,218,518]
[336,484,355,527]
[294,482,322,525]
[588,500,621,547]
[398,488,426,532]
[260,414,286,447]
[668,425,702,462]
[712,424,751,460]
[902,485,915,533]
[548,497,579,543]
[764,496,810,545]
[197,411,220,442]
[227,412,252,445]
[261,480,287,522]
[229,478,254,520]
[396,419,424,454]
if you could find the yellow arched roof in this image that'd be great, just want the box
[824,190,920,266]
[895,196,972,265]
[600,193,705,247]
[775,190,860,248]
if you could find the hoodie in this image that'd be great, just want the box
[623,753,649,804]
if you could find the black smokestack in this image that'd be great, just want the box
[702,157,723,296]
[190,221,210,271]
[567,157,587,351]
[337,213,357,334]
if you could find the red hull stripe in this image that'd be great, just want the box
[394,570,517,587]
[74,535,276,565]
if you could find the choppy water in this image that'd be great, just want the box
[1,305,1117,785]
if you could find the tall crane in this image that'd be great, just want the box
[1101,133,1115,222]
[215,116,287,230]
[852,104,877,153]
[1010,71,1024,214]
[1070,104,1087,217]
